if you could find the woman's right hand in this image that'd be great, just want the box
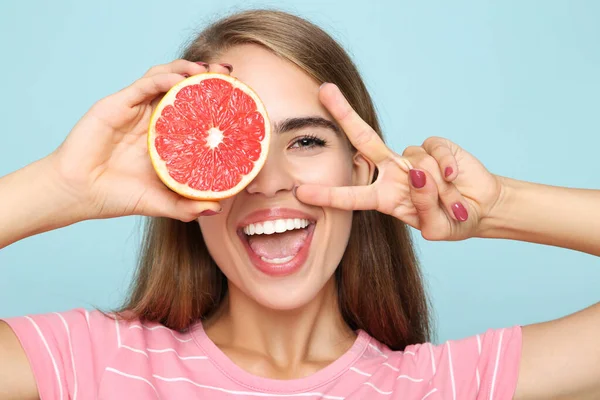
[49,60,224,222]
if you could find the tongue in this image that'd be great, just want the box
[248,229,308,259]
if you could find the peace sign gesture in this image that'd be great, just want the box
[295,83,503,241]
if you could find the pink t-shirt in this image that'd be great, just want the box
[3,309,521,399]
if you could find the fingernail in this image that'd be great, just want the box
[409,169,426,189]
[444,166,453,178]
[292,185,298,198]
[200,209,219,217]
[319,82,329,89]
[220,63,233,73]
[452,202,468,221]
[196,61,209,68]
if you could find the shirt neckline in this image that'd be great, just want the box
[190,322,371,393]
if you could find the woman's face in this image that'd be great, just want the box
[198,44,371,310]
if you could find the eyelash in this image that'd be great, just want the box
[290,134,328,150]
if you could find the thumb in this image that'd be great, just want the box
[408,169,449,240]
[148,189,222,222]
[175,198,222,222]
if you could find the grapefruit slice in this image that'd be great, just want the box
[148,73,270,200]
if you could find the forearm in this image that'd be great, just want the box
[0,156,85,249]
[478,177,600,257]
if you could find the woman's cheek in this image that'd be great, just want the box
[289,152,353,186]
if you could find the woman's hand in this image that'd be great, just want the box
[49,60,225,222]
[296,83,504,241]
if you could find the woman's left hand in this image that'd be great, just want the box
[296,83,504,241]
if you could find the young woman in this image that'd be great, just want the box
[1,9,598,400]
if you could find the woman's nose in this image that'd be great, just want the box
[245,152,294,198]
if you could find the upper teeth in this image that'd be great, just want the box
[243,218,310,235]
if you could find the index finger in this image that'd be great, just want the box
[295,184,379,211]
[319,83,392,164]
[120,73,186,107]
[143,59,208,78]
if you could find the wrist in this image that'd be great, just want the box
[38,153,93,224]
[0,155,92,248]
[475,175,520,239]
[474,174,600,256]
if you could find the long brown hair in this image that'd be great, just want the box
[120,9,432,350]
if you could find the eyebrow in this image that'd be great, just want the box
[273,116,342,136]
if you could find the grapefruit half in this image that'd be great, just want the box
[148,73,270,200]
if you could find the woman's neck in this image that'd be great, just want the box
[203,278,356,379]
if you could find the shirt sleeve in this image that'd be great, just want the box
[405,325,522,400]
[2,308,119,400]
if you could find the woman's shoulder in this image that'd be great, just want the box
[2,308,205,398]
[5,307,198,344]
[2,308,141,358]
[356,325,522,399]
[375,325,522,360]
[4,307,139,333]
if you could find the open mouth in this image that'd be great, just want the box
[238,217,316,277]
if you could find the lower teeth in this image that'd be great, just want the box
[260,255,295,264]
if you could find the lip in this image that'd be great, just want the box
[236,207,318,277]
[237,207,317,229]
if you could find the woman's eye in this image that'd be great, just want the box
[290,136,327,149]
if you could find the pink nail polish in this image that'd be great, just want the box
[196,61,209,68]
[409,169,426,189]
[444,166,453,178]
[200,209,219,216]
[220,63,233,73]
[452,203,468,221]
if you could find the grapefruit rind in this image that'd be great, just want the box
[148,73,271,200]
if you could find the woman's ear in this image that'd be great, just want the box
[352,152,376,186]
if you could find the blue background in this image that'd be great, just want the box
[0,0,598,343]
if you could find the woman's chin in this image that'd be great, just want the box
[236,276,334,312]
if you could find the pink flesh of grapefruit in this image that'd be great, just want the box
[148,73,270,200]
